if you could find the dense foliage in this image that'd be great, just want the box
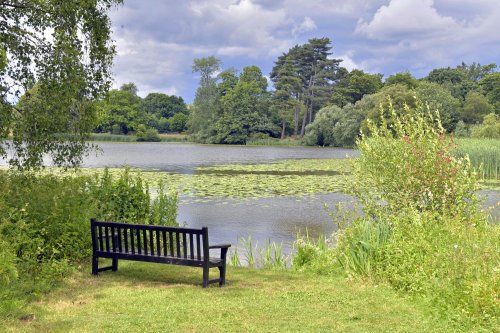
[295,101,499,326]
[305,62,499,147]
[0,170,178,309]
[0,0,122,169]
[94,83,188,140]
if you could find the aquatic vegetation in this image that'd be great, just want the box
[229,235,288,269]
[33,158,353,200]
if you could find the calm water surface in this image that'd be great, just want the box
[3,142,497,254]
[83,143,360,253]
[82,142,357,172]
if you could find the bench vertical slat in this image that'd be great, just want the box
[196,234,201,260]
[124,228,129,253]
[110,226,116,252]
[149,229,154,256]
[117,227,123,252]
[182,233,187,259]
[155,230,160,256]
[136,226,142,254]
[169,231,174,256]
[130,228,135,254]
[176,232,181,258]
[142,228,148,255]
[202,227,209,288]
[162,231,167,256]
[98,225,104,251]
[190,233,194,259]
[105,226,111,252]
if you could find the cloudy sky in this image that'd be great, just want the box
[109,0,500,102]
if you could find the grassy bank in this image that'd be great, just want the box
[0,261,480,333]
[246,136,305,146]
[88,133,188,143]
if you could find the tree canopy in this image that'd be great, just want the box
[0,0,122,169]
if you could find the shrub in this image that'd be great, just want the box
[471,113,500,139]
[135,124,161,142]
[293,233,336,275]
[454,120,470,137]
[0,169,178,308]
[296,99,499,324]
[304,104,365,147]
[331,99,498,323]
[168,113,188,132]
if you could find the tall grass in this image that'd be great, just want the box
[228,234,287,269]
[455,138,500,180]
[89,133,137,142]
[89,133,188,143]
[246,137,304,146]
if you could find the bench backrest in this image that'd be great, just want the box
[90,219,209,262]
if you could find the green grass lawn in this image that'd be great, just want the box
[1,261,484,333]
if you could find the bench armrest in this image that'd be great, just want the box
[209,244,231,249]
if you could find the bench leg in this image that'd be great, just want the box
[92,255,99,275]
[218,264,226,286]
[112,258,118,271]
[219,247,228,286]
[202,266,209,288]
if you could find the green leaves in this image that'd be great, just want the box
[0,0,122,170]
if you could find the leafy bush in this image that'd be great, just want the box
[297,99,498,325]
[293,233,336,275]
[333,99,498,323]
[376,210,499,321]
[168,112,188,132]
[471,113,500,139]
[354,99,478,217]
[454,120,470,137]
[0,239,18,287]
[0,169,178,308]
[136,125,161,142]
[304,103,365,147]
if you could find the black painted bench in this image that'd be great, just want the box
[90,219,231,287]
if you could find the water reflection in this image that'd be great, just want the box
[81,142,358,172]
[177,193,354,255]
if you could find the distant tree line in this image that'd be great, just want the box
[187,38,499,145]
[14,37,500,146]
[305,61,500,146]
[92,83,189,141]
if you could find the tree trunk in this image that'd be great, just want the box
[293,103,299,136]
[300,99,308,137]
[281,120,286,139]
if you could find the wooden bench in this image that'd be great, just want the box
[90,218,231,287]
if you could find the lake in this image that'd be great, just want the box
[82,143,358,254]
[2,142,498,256]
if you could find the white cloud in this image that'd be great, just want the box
[353,0,500,76]
[293,16,317,34]
[108,0,500,101]
[356,0,459,40]
[337,53,361,71]
[180,0,293,56]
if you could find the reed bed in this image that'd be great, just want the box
[455,138,500,180]
[88,133,188,142]
[89,133,138,142]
